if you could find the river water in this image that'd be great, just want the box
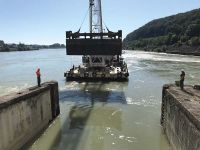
[0,49,200,150]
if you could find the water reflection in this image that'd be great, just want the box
[60,81,128,104]
[49,81,127,150]
[68,105,122,130]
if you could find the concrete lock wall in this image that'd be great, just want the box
[161,84,200,150]
[0,81,60,150]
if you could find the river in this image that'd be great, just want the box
[0,49,200,150]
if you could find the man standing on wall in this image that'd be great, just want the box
[180,70,185,90]
[36,68,41,87]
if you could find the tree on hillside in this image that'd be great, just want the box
[186,24,200,37]
[0,40,10,51]
[17,43,27,51]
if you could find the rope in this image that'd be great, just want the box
[78,3,110,33]
[103,20,110,32]
[79,7,90,31]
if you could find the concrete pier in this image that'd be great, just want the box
[0,81,60,150]
[161,84,200,150]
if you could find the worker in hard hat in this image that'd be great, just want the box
[36,68,41,87]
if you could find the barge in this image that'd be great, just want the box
[64,0,129,81]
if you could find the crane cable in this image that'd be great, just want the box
[102,20,110,32]
[78,5,110,32]
[78,7,90,31]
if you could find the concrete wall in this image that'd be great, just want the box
[161,84,200,150]
[0,81,60,150]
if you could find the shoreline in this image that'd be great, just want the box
[0,47,65,52]
[127,46,200,56]
[2,47,200,57]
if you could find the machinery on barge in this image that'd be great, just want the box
[64,0,129,81]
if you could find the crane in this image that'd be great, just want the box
[64,0,129,81]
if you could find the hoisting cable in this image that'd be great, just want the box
[78,7,90,31]
[103,20,110,32]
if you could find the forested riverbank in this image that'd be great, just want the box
[0,40,65,52]
[123,8,200,56]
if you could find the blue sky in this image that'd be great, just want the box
[0,0,199,44]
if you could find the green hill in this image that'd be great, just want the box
[123,8,200,55]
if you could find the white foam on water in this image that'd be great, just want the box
[126,97,159,107]
[106,88,118,92]
[126,97,135,105]
[63,81,79,90]
[126,97,144,105]
[0,83,31,96]
[119,135,125,139]
[105,127,137,144]
[123,50,200,64]
[59,86,67,91]
[188,74,195,79]
[126,51,200,63]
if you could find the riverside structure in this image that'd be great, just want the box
[0,81,60,150]
[161,84,200,150]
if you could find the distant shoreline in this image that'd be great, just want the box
[0,40,65,52]
[0,48,39,52]
[0,47,65,52]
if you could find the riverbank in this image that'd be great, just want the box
[140,45,200,56]
[164,45,200,56]
[123,9,200,56]
[0,40,65,52]
[0,47,65,53]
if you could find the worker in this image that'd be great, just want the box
[36,68,41,87]
[180,70,185,90]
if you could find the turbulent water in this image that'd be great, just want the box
[0,49,200,150]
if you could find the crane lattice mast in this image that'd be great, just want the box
[89,0,103,33]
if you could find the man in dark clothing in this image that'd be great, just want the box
[180,70,185,90]
[36,68,41,87]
